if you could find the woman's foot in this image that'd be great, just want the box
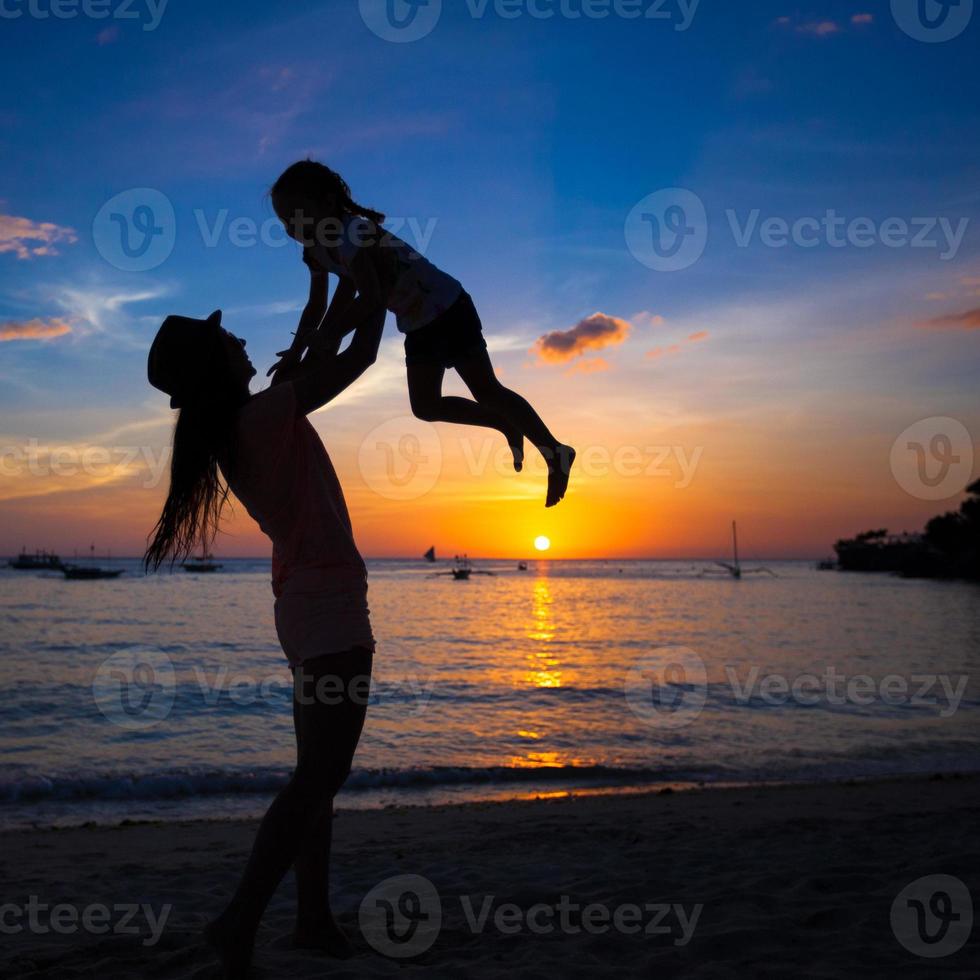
[293,913,355,959]
[545,444,576,507]
[205,912,255,979]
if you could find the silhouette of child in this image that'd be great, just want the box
[269,160,575,508]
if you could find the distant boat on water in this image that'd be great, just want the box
[61,545,124,581]
[182,551,223,573]
[8,548,63,571]
[430,555,495,581]
[423,546,437,563]
[701,522,775,579]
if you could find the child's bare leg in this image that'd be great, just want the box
[455,351,575,508]
[407,362,526,471]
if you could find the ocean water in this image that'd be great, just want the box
[0,558,978,829]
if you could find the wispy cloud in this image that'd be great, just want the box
[775,15,841,37]
[919,308,980,331]
[51,283,171,344]
[96,25,120,45]
[0,317,73,342]
[533,313,632,365]
[0,214,77,260]
[566,357,610,376]
[647,330,709,358]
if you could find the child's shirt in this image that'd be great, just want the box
[310,214,463,334]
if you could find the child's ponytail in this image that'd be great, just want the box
[271,159,386,227]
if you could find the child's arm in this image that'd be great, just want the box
[306,247,387,358]
[268,260,328,386]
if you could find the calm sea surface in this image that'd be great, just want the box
[1,558,977,829]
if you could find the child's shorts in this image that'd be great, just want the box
[404,290,488,370]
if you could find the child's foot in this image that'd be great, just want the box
[546,444,576,507]
[293,913,355,959]
[504,425,525,472]
[205,912,255,979]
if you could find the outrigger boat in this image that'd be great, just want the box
[8,548,63,571]
[183,551,223,573]
[430,555,495,581]
[62,545,124,581]
[701,523,775,580]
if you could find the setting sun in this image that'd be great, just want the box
[534,536,552,552]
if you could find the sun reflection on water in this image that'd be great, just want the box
[523,578,562,689]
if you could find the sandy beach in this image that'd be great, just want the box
[1,774,976,978]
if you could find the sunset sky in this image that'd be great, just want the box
[1,0,978,559]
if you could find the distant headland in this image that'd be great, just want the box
[834,480,979,581]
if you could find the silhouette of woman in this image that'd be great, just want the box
[144,257,387,977]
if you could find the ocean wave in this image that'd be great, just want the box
[0,764,701,805]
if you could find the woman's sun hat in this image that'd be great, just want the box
[147,310,223,408]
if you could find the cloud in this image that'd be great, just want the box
[918,308,980,331]
[96,25,120,45]
[775,16,841,36]
[533,313,632,364]
[631,311,666,329]
[0,317,73,342]
[851,13,873,25]
[646,330,708,359]
[52,284,169,342]
[0,214,78,260]
[798,20,841,36]
[566,357,610,376]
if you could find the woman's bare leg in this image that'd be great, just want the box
[205,647,372,978]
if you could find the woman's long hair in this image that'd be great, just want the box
[143,385,242,573]
[271,159,386,227]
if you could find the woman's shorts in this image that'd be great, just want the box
[404,290,488,370]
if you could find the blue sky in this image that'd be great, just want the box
[1,0,978,556]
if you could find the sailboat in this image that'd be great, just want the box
[423,546,437,563]
[702,523,775,579]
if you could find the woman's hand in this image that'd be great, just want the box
[303,247,328,282]
[267,346,304,382]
